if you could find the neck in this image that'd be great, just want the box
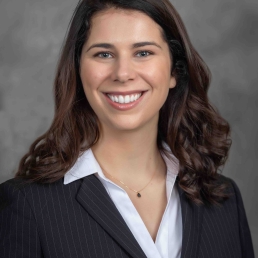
[91,125,166,185]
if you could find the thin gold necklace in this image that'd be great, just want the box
[103,169,157,198]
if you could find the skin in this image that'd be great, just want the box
[80,8,176,134]
[80,8,177,241]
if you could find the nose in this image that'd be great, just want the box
[111,56,136,83]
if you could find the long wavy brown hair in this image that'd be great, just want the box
[16,0,231,205]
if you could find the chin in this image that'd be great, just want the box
[109,122,142,132]
[102,116,157,134]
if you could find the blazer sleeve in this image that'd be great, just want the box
[230,179,255,258]
[0,180,42,258]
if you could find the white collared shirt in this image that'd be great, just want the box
[64,149,182,258]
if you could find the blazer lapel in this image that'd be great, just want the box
[177,183,204,258]
[76,174,147,258]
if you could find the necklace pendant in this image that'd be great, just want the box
[137,192,141,198]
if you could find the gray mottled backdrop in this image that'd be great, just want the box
[0,0,257,254]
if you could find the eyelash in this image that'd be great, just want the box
[93,50,153,59]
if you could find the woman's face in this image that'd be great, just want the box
[80,8,176,133]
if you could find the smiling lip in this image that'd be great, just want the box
[104,90,144,96]
[103,91,147,111]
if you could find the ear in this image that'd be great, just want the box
[169,75,177,89]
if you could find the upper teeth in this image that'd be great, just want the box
[108,93,142,104]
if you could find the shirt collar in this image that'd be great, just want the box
[64,145,179,185]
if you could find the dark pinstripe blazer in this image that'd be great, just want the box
[0,174,254,258]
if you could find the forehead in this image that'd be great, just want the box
[86,8,165,45]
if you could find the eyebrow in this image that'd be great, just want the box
[86,41,162,52]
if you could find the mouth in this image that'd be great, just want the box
[105,91,144,104]
[103,91,147,111]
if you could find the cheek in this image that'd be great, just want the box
[141,66,171,92]
[80,58,110,84]
[143,59,171,85]
[80,64,104,107]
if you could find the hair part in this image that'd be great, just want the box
[16,0,231,205]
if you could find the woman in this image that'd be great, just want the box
[0,0,254,257]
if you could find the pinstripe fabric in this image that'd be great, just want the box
[178,185,204,258]
[0,175,254,258]
[177,177,254,258]
[76,175,146,258]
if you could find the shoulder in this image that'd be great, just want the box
[201,174,248,229]
[203,175,254,257]
[215,173,236,186]
[0,178,29,206]
[216,174,249,222]
[0,176,81,192]
[0,177,62,196]
[0,177,81,210]
[216,174,243,200]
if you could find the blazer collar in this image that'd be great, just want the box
[76,174,147,258]
[76,174,204,258]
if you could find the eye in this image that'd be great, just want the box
[136,51,153,57]
[94,52,113,58]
